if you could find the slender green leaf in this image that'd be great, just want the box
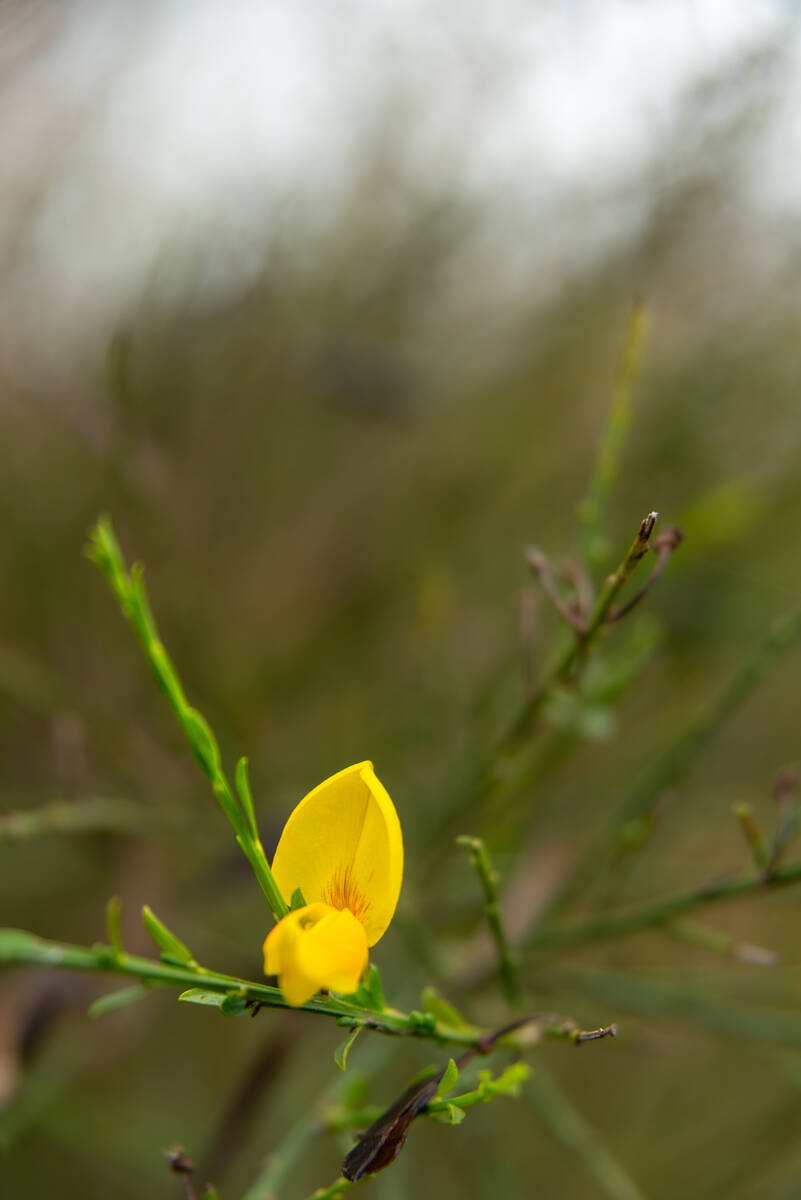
[142,906,197,967]
[362,963,385,1010]
[88,984,147,1019]
[235,756,259,838]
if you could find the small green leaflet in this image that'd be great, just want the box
[334,1026,362,1071]
[289,887,307,911]
[178,989,227,1008]
[436,1058,459,1099]
[178,988,253,1016]
[142,905,197,967]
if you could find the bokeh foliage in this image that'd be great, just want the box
[3,18,801,1199]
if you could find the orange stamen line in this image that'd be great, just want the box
[323,865,372,922]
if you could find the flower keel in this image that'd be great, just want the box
[263,903,368,1007]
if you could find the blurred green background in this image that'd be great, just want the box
[3,3,801,1198]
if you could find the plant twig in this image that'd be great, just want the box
[0,928,614,1052]
[502,512,659,752]
[456,836,519,1005]
[578,301,648,572]
[164,1146,198,1200]
[242,1114,318,1200]
[547,964,801,1050]
[429,513,663,853]
[525,548,586,635]
[340,1015,608,1184]
[0,797,163,842]
[306,1179,352,1200]
[666,918,778,967]
[527,1062,647,1200]
[607,526,683,621]
[766,766,801,875]
[204,1030,296,1187]
[524,856,801,954]
[424,1061,531,1115]
[242,1037,401,1200]
[733,803,769,873]
[86,517,288,923]
[543,604,801,921]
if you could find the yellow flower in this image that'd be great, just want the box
[263,761,403,1007]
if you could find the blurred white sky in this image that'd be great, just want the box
[0,0,797,367]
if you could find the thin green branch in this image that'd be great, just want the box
[502,511,658,753]
[0,797,161,842]
[733,803,769,873]
[606,526,682,622]
[456,836,519,1004]
[430,513,661,847]
[426,1061,531,1115]
[578,301,647,572]
[548,964,801,1050]
[247,1062,531,1199]
[525,857,801,954]
[527,1062,647,1200]
[243,1041,399,1200]
[544,604,801,921]
[766,767,801,874]
[666,918,778,967]
[0,928,613,1051]
[242,1114,318,1200]
[86,516,287,922]
[305,1179,352,1200]
[106,896,123,954]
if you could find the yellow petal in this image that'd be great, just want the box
[271,762,403,946]
[263,902,368,1007]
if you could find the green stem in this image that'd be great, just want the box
[548,964,801,1049]
[243,1041,397,1200]
[0,797,162,841]
[667,918,777,967]
[501,512,658,753]
[242,1115,318,1200]
[733,803,769,872]
[305,1179,352,1200]
[429,514,659,850]
[86,517,288,922]
[526,858,801,953]
[0,928,607,1051]
[527,1063,647,1200]
[544,604,801,922]
[578,301,647,572]
[457,836,519,1004]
